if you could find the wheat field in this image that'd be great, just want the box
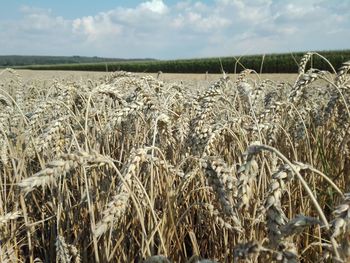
[0,53,350,262]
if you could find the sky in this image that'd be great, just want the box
[0,0,349,59]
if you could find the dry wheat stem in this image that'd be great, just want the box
[247,142,341,259]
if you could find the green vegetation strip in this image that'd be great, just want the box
[8,50,350,73]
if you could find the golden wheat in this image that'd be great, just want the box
[0,54,349,262]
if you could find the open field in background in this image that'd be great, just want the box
[10,70,298,86]
[0,53,350,262]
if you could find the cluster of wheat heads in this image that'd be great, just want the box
[0,53,350,262]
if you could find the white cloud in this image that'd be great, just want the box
[172,11,231,32]
[0,0,349,58]
[139,0,168,14]
[72,0,169,41]
[171,2,231,33]
[0,6,77,55]
[72,14,123,41]
[17,6,69,32]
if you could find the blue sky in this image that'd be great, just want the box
[0,0,349,59]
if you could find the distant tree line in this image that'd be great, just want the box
[0,55,155,67]
[6,50,350,73]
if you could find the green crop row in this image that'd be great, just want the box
[17,50,350,73]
